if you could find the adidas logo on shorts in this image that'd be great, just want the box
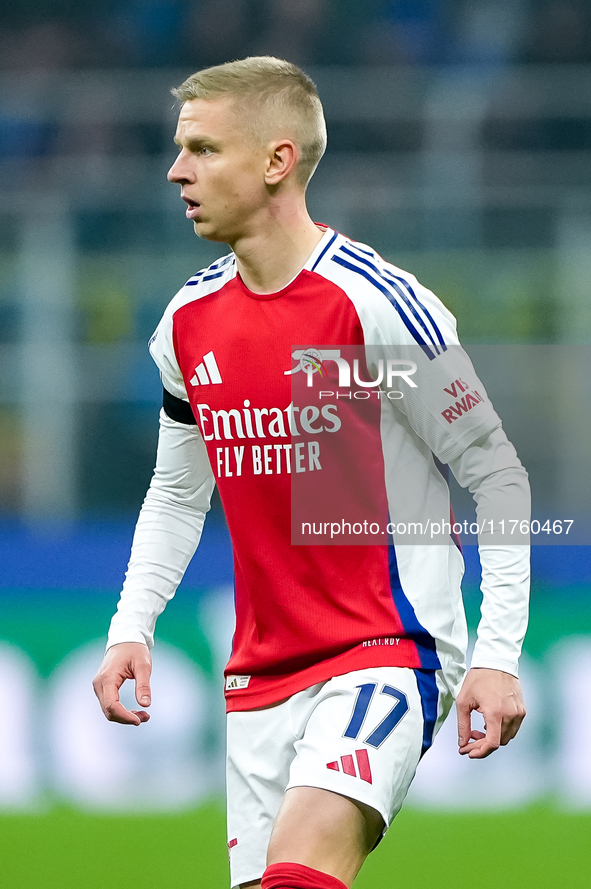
[326,749,372,784]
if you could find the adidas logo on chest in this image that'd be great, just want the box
[190,351,223,386]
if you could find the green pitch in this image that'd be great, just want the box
[0,803,589,888]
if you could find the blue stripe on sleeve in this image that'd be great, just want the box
[185,255,234,286]
[332,254,437,360]
[382,268,447,350]
[340,245,442,354]
[347,242,374,257]
[342,241,447,351]
[185,271,205,286]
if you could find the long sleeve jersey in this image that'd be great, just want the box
[107,227,530,710]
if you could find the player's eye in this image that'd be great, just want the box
[200,147,213,156]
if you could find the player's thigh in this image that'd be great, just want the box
[267,785,383,886]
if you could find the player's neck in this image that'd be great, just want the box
[231,204,324,294]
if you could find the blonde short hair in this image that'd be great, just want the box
[172,57,327,187]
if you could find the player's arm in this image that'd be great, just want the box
[93,397,215,724]
[448,426,529,758]
[369,273,529,757]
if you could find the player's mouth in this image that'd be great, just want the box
[182,195,201,219]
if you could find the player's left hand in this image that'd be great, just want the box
[456,667,526,759]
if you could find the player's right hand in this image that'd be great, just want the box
[92,642,152,726]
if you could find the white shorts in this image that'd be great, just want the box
[226,666,451,888]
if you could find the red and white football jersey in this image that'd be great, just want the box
[145,227,515,710]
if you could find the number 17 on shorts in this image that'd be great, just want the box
[287,666,445,828]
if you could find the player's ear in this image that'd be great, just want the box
[265,140,298,186]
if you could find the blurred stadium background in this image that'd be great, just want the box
[0,1,590,886]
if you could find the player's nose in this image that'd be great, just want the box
[167,152,195,184]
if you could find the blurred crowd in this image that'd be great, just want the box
[1,0,591,73]
[1,2,589,517]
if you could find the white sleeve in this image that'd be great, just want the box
[148,295,188,400]
[448,425,530,677]
[106,409,216,651]
[375,341,503,465]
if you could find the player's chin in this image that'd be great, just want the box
[193,221,228,243]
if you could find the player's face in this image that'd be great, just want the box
[167,97,272,244]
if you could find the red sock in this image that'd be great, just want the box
[261,862,348,889]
